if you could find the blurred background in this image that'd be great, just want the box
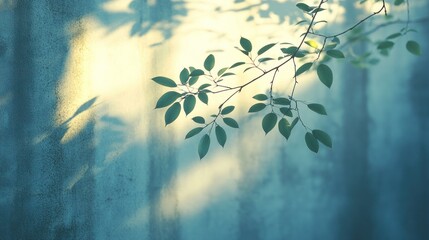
[0,0,428,239]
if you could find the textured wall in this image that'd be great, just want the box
[0,0,428,239]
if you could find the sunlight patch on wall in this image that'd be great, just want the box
[56,16,98,144]
[172,153,241,216]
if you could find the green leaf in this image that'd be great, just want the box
[308,103,327,115]
[280,107,293,117]
[290,117,299,129]
[198,92,208,105]
[262,113,277,134]
[258,57,274,63]
[406,40,421,56]
[223,117,239,128]
[179,68,189,84]
[198,134,210,159]
[281,47,306,58]
[198,83,211,90]
[295,62,313,77]
[215,125,227,147]
[278,118,291,140]
[326,49,345,59]
[253,94,268,101]
[309,7,325,14]
[204,54,215,71]
[240,37,252,52]
[248,103,266,113]
[221,106,235,115]
[257,43,276,55]
[230,62,245,68]
[192,116,205,124]
[217,67,228,76]
[236,47,249,56]
[332,37,340,44]
[190,69,205,76]
[305,40,319,49]
[296,2,311,12]
[317,64,333,88]
[183,95,196,115]
[188,76,199,86]
[165,102,181,126]
[377,41,394,50]
[243,66,254,73]
[312,129,332,148]
[155,91,182,108]
[386,32,402,40]
[185,127,203,139]
[221,72,235,77]
[152,76,177,88]
[394,0,404,5]
[273,97,291,105]
[305,132,319,153]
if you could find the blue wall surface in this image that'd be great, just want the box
[1,0,428,239]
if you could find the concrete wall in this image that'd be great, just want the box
[0,0,428,239]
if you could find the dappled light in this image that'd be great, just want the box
[1,0,429,239]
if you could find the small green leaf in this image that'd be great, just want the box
[155,91,182,108]
[253,94,268,101]
[295,62,313,77]
[189,76,199,86]
[332,37,340,44]
[326,49,345,59]
[179,68,189,84]
[406,40,421,56]
[262,113,277,134]
[221,106,235,115]
[257,43,276,55]
[305,132,319,153]
[204,54,215,71]
[217,67,228,76]
[377,41,394,50]
[290,117,299,129]
[317,64,333,88]
[223,117,239,128]
[258,57,274,63]
[386,32,402,40]
[215,125,227,147]
[152,76,177,88]
[240,37,252,52]
[281,47,306,58]
[280,107,293,117]
[248,103,266,113]
[236,47,249,56]
[198,134,210,159]
[296,2,311,12]
[308,103,327,115]
[190,69,205,76]
[243,67,254,73]
[198,84,211,90]
[192,116,205,124]
[312,129,332,148]
[165,102,181,126]
[305,40,319,49]
[198,92,209,105]
[394,0,404,5]
[185,127,203,139]
[183,95,196,115]
[230,62,245,68]
[221,72,235,77]
[273,97,291,105]
[278,118,291,140]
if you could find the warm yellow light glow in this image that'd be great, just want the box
[56,16,98,144]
